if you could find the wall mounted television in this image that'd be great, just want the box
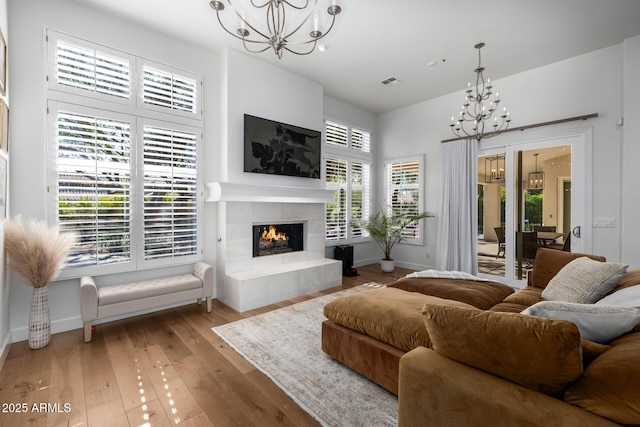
[244,114,321,179]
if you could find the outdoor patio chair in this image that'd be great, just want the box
[516,231,538,267]
[494,226,506,258]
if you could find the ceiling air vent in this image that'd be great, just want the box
[380,76,399,85]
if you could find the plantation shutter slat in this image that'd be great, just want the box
[56,111,132,268]
[325,157,348,241]
[56,41,130,99]
[387,160,422,241]
[143,66,197,114]
[143,125,198,260]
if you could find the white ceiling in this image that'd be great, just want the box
[72,0,640,114]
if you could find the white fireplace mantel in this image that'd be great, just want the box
[205,182,335,203]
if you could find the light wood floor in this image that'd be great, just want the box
[0,264,413,427]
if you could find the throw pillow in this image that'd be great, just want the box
[541,257,628,303]
[422,304,583,396]
[523,301,640,344]
[611,266,640,293]
[528,247,606,288]
[596,284,640,307]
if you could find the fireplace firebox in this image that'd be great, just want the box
[253,223,304,257]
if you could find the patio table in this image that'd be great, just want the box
[537,231,563,246]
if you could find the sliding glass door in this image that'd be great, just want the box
[477,130,590,287]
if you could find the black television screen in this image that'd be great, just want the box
[244,114,321,179]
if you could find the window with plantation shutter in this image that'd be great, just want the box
[325,121,348,147]
[323,120,373,243]
[55,108,132,268]
[47,31,203,277]
[325,157,348,241]
[386,158,424,244]
[350,161,371,238]
[53,35,131,101]
[142,65,198,114]
[143,125,198,260]
[352,128,371,153]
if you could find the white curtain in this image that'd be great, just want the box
[436,138,478,274]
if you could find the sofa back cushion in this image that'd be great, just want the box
[529,248,606,288]
[422,304,583,396]
[565,332,640,425]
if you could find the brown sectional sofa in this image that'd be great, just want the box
[321,248,640,426]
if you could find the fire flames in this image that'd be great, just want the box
[261,225,287,242]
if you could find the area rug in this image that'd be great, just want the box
[212,283,398,427]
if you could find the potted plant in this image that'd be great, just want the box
[4,217,75,349]
[354,208,433,272]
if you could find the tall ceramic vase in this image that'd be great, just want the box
[29,287,51,349]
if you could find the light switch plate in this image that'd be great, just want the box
[593,218,616,228]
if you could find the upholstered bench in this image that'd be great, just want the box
[80,261,213,342]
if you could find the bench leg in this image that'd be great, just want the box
[206,296,213,313]
[84,321,92,343]
[197,297,202,305]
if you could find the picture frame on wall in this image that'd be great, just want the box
[0,151,6,220]
[0,99,7,153]
[0,28,5,97]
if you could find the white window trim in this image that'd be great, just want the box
[323,119,373,246]
[137,58,203,120]
[45,30,204,278]
[384,155,426,246]
[46,30,136,108]
[135,117,204,270]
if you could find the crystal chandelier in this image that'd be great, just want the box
[450,42,511,141]
[209,0,342,59]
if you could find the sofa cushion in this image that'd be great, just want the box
[501,286,544,307]
[580,339,611,365]
[523,301,640,344]
[388,276,513,310]
[541,257,628,303]
[565,332,640,425]
[98,274,202,305]
[323,287,474,352]
[422,304,583,396]
[529,248,606,289]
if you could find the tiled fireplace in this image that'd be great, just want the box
[207,182,342,312]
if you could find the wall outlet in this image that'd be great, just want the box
[593,218,616,228]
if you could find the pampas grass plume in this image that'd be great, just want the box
[4,216,75,288]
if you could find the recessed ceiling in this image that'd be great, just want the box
[71,0,640,114]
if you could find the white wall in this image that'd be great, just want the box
[621,35,640,266]
[222,48,324,188]
[7,0,220,341]
[377,44,629,270]
[0,0,9,359]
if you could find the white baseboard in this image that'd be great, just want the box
[0,331,11,371]
[394,260,434,271]
[353,258,434,273]
[11,315,82,343]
